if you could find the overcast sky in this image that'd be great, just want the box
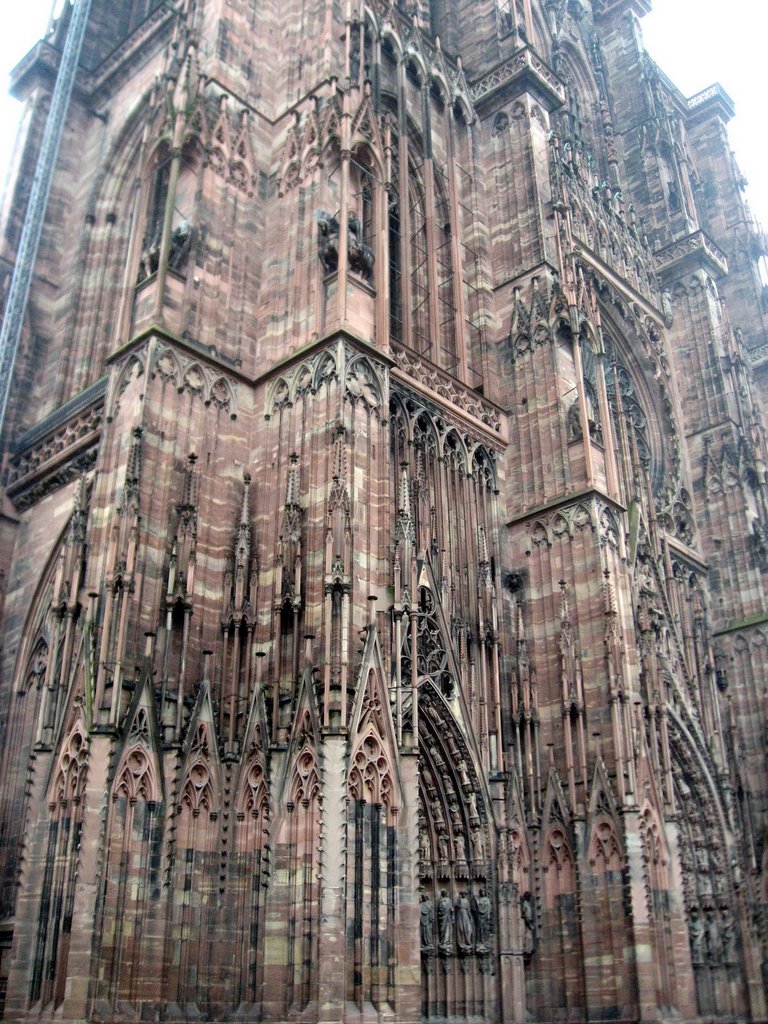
[0,1,766,230]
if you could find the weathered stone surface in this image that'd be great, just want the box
[0,1,766,1022]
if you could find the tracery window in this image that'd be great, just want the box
[604,339,652,478]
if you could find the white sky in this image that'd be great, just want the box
[0,1,765,229]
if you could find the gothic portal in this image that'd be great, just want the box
[0,0,766,1021]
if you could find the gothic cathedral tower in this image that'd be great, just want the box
[0,0,766,1021]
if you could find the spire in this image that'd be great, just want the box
[559,578,572,637]
[123,426,143,513]
[232,473,253,616]
[328,424,350,518]
[285,452,300,517]
[170,452,198,605]
[477,525,491,587]
[182,452,198,509]
[68,473,89,547]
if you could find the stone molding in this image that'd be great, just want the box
[653,230,728,282]
[6,381,105,510]
[469,47,565,113]
[391,343,508,447]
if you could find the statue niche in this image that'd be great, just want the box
[317,209,374,282]
[137,149,197,283]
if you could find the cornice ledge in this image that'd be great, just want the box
[506,486,626,528]
[390,344,508,447]
[686,83,735,125]
[653,229,728,282]
[469,46,565,113]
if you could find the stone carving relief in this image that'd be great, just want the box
[264,349,339,416]
[316,210,375,282]
[527,497,622,549]
[7,392,104,511]
[150,344,238,417]
[391,344,503,437]
[345,357,382,410]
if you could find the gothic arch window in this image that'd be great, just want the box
[555,49,603,181]
[231,730,269,1011]
[603,332,660,490]
[671,741,746,1015]
[284,723,320,1013]
[346,722,397,1010]
[408,163,431,354]
[349,728,394,809]
[170,720,219,1008]
[381,93,462,375]
[390,397,502,744]
[95,725,162,1012]
[137,141,198,283]
[348,147,379,284]
[28,722,88,1009]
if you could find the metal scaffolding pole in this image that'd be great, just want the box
[0,0,93,436]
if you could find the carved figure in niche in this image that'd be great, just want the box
[705,908,722,964]
[138,225,161,281]
[428,739,447,775]
[456,757,471,792]
[455,892,474,954]
[430,795,445,831]
[437,830,449,862]
[420,892,434,953]
[437,890,453,954]
[169,219,193,272]
[689,907,706,963]
[721,909,737,963]
[418,820,430,866]
[473,888,492,953]
[456,834,470,871]
[348,212,375,282]
[567,387,599,442]
[316,209,374,281]
[448,795,462,830]
[317,210,340,273]
[466,790,480,827]
[470,826,485,862]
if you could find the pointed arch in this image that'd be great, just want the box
[94,682,164,1014]
[167,694,221,1009]
[28,715,88,1010]
[230,705,270,1013]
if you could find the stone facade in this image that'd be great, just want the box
[0,0,766,1021]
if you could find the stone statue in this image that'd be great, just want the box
[418,824,430,866]
[317,209,340,274]
[473,888,492,953]
[168,219,193,272]
[470,826,485,862]
[689,908,706,964]
[316,209,374,281]
[721,909,737,964]
[455,892,474,954]
[437,830,449,862]
[138,224,161,282]
[705,908,722,964]
[466,790,480,827]
[437,890,453,954]
[347,213,375,282]
[420,892,434,954]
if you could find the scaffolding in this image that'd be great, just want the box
[0,0,94,435]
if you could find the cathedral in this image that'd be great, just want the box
[0,0,767,1020]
